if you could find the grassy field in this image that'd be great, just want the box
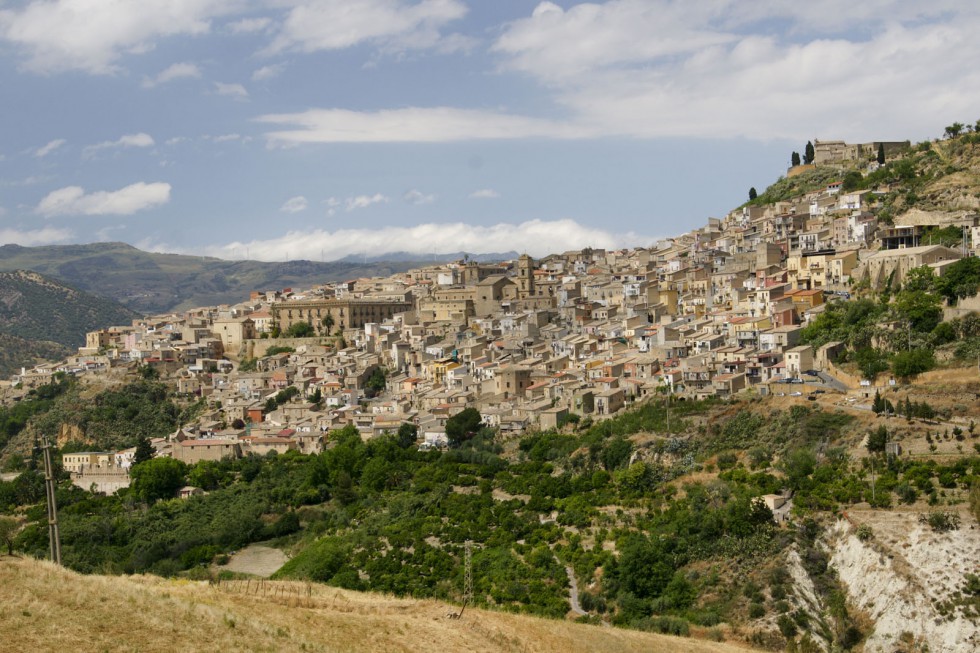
[0,556,762,653]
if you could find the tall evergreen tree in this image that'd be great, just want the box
[877,142,885,165]
[748,187,758,201]
[133,435,156,466]
[791,151,801,166]
[804,141,815,165]
[872,389,884,414]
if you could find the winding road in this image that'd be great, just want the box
[564,566,587,617]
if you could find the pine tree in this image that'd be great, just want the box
[133,436,156,466]
[872,389,884,414]
[748,187,758,201]
[877,142,885,165]
[804,141,815,165]
[791,151,801,166]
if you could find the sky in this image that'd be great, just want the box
[2,1,980,262]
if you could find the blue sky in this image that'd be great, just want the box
[2,1,979,261]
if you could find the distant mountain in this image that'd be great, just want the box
[0,243,443,314]
[0,270,138,376]
[0,333,71,378]
[0,270,140,347]
[338,251,518,264]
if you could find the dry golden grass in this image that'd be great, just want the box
[0,556,763,653]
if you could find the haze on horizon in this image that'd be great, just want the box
[2,1,978,262]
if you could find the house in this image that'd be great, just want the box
[178,486,205,499]
[785,345,814,377]
[859,245,962,290]
[172,439,242,464]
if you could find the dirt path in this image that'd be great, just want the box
[564,566,587,617]
[221,543,288,578]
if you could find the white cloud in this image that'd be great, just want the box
[0,0,237,75]
[469,188,499,199]
[207,133,248,143]
[256,2,980,145]
[141,62,202,88]
[262,0,468,56]
[259,107,578,144]
[159,219,649,261]
[227,17,272,34]
[36,182,171,216]
[0,226,73,246]
[493,1,736,81]
[403,189,435,205]
[346,193,389,211]
[214,81,249,99]
[252,63,286,81]
[34,139,66,157]
[280,195,308,213]
[489,1,980,142]
[84,132,155,157]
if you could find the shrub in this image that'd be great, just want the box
[777,613,798,638]
[634,615,690,637]
[920,511,960,532]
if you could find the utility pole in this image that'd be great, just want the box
[464,540,473,607]
[870,454,876,506]
[451,540,474,620]
[40,435,62,565]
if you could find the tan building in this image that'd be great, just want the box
[785,345,814,377]
[496,364,532,400]
[212,317,257,353]
[860,245,962,290]
[172,439,242,464]
[63,452,114,473]
[272,298,413,333]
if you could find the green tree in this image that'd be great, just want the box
[364,367,387,398]
[935,257,980,304]
[445,408,482,447]
[0,516,19,555]
[944,122,964,139]
[894,289,942,333]
[748,187,758,201]
[133,436,156,466]
[891,349,935,380]
[854,348,889,382]
[866,425,888,454]
[841,170,863,192]
[238,357,258,372]
[284,321,315,338]
[138,364,159,380]
[791,151,801,166]
[872,389,884,415]
[902,265,936,293]
[877,142,885,164]
[396,422,418,448]
[804,140,815,165]
[130,457,187,503]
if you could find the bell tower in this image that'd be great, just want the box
[517,254,534,298]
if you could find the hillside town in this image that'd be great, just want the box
[14,139,980,494]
